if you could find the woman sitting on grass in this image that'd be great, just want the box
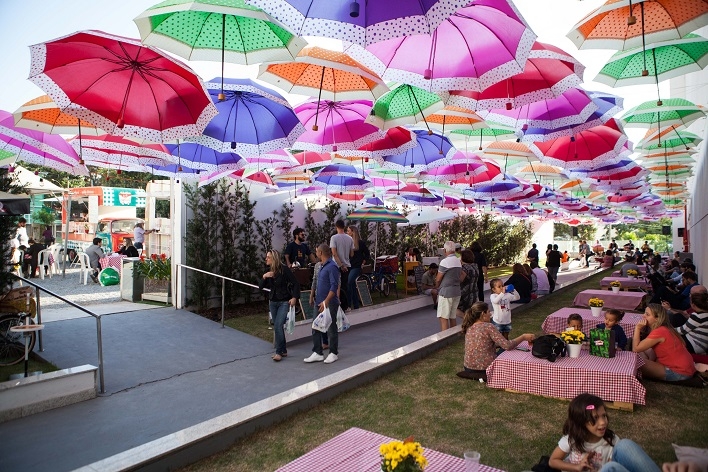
[461,302,534,379]
[633,303,696,382]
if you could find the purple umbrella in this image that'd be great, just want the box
[347,2,536,92]
[293,100,383,153]
[164,142,247,172]
[247,0,472,47]
[381,130,457,173]
[190,78,305,157]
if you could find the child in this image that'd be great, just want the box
[567,313,583,332]
[549,393,619,472]
[596,309,628,350]
[489,278,520,339]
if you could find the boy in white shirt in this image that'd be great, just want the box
[489,278,520,339]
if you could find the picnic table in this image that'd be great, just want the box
[99,254,126,272]
[275,427,503,472]
[600,276,650,291]
[573,289,646,312]
[611,267,647,277]
[541,307,643,338]
[486,342,646,411]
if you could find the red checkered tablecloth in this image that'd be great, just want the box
[573,289,645,312]
[99,254,126,271]
[601,277,650,290]
[541,307,643,338]
[276,427,503,472]
[486,343,646,406]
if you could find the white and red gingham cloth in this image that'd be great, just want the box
[486,342,646,406]
[99,254,126,271]
[600,277,650,290]
[542,307,643,338]
[573,289,646,312]
[275,427,503,472]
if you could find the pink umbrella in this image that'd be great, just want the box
[448,42,585,111]
[245,149,298,169]
[71,134,174,167]
[348,2,536,92]
[28,30,217,142]
[338,126,417,164]
[293,100,383,152]
[291,150,333,170]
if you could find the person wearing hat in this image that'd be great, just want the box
[133,222,154,250]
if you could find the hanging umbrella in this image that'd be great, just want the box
[418,160,488,182]
[346,2,536,93]
[247,0,471,47]
[367,84,447,131]
[447,42,585,111]
[164,142,247,172]
[134,0,306,67]
[567,0,708,51]
[293,100,383,153]
[620,98,706,129]
[390,183,443,206]
[244,149,299,169]
[449,124,516,151]
[257,46,388,102]
[338,126,417,165]
[13,95,102,136]
[191,77,305,156]
[0,191,31,216]
[348,205,408,269]
[637,127,701,148]
[28,30,218,142]
[147,163,203,180]
[70,134,174,167]
[418,112,487,133]
[381,130,458,173]
[290,150,333,170]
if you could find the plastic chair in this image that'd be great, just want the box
[77,253,93,285]
[38,249,55,280]
[49,244,64,272]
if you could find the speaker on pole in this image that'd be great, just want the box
[678,228,685,237]
[572,227,578,237]
[662,225,671,235]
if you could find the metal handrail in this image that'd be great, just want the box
[176,263,268,328]
[10,275,106,394]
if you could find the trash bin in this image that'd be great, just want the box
[121,258,144,302]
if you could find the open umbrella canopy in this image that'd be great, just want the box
[0,191,31,216]
[71,134,173,167]
[134,0,306,65]
[381,130,457,173]
[347,2,536,93]
[338,126,417,164]
[247,0,472,47]
[257,46,388,102]
[620,98,706,128]
[28,30,218,142]
[367,84,447,130]
[12,94,102,136]
[165,141,247,172]
[348,205,408,223]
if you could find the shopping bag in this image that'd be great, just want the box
[590,328,616,358]
[337,306,351,332]
[285,306,296,335]
[312,307,332,333]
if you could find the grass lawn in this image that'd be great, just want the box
[183,268,708,472]
[0,356,58,382]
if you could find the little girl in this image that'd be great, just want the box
[549,393,619,471]
[596,309,628,350]
[489,278,520,339]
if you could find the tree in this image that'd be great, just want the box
[0,169,24,293]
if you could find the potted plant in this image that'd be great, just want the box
[135,253,172,303]
[626,269,638,279]
[610,280,622,293]
[84,223,90,234]
[560,329,585,358]
[380,437,428,472]
[588,297,604,317]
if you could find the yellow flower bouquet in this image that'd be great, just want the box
[380,437,428,472]
[560,329,585,345]
[626,269,639,277]
[588,297,604,307]
[609,281,622,288]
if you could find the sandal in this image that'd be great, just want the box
[272,354,282,362]
[281,353,288,357]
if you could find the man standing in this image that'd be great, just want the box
[546,244,562,284]
[16,217,29,247]
[84,237,104,283]
[527,243,539,264]
[436,241,463,331]
[133,222,154,250]
[421,263,439,309]
[284,227,316,268]
[330,219,353,311]
[305,244,340,364]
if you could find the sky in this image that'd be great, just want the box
[0,0,669,146]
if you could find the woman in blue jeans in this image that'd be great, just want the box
[258,249,300,362]
[346,225,370,310]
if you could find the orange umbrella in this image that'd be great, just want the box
[257,46,388,102]
[13,95,102,136]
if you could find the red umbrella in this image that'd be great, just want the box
[338,126,417,164]
[28,30,218,142]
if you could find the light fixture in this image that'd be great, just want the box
[116,117,125,129]
[231,142,237,149]
[350,1,359,17]
[218,92,226,101]
[424,68,432,80]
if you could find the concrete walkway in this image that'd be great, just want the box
[0,266,599,472]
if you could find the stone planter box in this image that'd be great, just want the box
[142,279,172,304]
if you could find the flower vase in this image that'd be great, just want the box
[628,275,636,280]
[567,343,581,358]
[612,286,620,293]
[590,306,603,317]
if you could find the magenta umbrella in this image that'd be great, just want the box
[28,30,218,142]
[293,100,383,153]
[337,126,417,165]
[347,2,536,93]
[71,134,174,167]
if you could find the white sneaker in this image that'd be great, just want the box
[304,353,325,363]
[323,353,338,364]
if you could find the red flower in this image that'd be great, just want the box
[151,254,158,260]
[139,255,145,261]
[160,253,167,260]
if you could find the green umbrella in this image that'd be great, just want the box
[637,129,702,150]
[134,0,306,95]
[449,123,515,150]
[348,205,408,269]
[620,98,706,129]
[366,84,447,131]
[595,34,708,88]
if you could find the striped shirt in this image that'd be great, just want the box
[678,311,708,354]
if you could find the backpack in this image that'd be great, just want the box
[532,335,566,362]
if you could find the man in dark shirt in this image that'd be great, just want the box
[22,239,45,278]
[546,244,562,285]
[284,227,316,268]
[527,243,539,264]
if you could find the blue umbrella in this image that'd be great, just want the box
[164,142,247,173]
[191,77,305,157]
[381,130,457,173]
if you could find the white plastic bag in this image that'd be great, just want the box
[337,306,351,332]
[312,306,332,333]
[285,306,296,335]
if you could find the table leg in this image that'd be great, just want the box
[23,333,29,377]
